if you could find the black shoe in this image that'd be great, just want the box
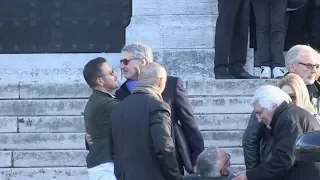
[232,71,259,79]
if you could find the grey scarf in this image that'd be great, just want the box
[132,82,163,100]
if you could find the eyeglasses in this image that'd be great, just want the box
[120,58,137,65]
[298,62,320,70]
[220,153,231,174]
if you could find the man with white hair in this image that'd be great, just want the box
[285,45,320,111]
[115,42,204,175]
[111,62,181,180]
[183,146,235,180]
[233,85,320,180]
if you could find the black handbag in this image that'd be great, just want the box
[173,123,194,174]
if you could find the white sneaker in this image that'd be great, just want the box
[260,66,271,79]
[273,67,285,79]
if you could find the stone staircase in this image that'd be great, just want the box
[0,0,269,179]
[0,79,278,179]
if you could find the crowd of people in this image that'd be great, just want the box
[83,40,320,179]
[82,1,320,179]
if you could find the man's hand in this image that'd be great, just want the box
[232,171,248,180]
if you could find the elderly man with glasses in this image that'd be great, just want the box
[183,146,235,180]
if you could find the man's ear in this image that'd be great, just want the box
[288,64,295,73]
[140,59,147,66]
[96,78,103,86]
[220,167,230,176]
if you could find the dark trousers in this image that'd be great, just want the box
[252,0,287,67]
[308,7,320,50]
[214,0,250,75]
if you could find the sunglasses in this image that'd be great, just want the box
[120,58,137,65]
[298,62,320,70]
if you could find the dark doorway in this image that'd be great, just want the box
[0,0,132,53]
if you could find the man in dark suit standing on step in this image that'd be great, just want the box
[214,0,257,79]
[115,42,205,175]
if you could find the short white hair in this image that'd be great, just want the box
[285,45,319,67]
[121,42,153,63]
[252,85,292,110]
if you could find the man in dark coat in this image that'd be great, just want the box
[183,147,235,180]
[82,57,120,180]
[111,62,181,180]
[115,42,204,174]
[233,85,320,180]
[242,45,320,170]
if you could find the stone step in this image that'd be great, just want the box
[0,133,85,150]
[187,79,278,96]
[1,148,244,168]
[202,131,243,147]
[132,0,218,16]
[0,166,246,180]
[1,79,277,99]
[0,131,243,150]
[0,49,254,81]
[0,167,89,180]
[126,15,217,49]
[0,97,253,116]
[10,114,249,133]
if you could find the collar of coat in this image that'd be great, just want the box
[270,101,292,131]
[131,82,163,100]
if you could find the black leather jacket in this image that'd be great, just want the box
[242,112,274,169]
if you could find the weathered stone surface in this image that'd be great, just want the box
[13,150,87,167]
[0,100,87,116]
[0,83,19,99]
[187,79,278,96]
[0,51,254,81]
[0,133,85,150]
[0,117,17,133]
[0,151,12,167]
[196,114,250,130]
[222,148,244,165]
[154,49,214,79]
[202,131,243,147]
[0,167,88,180]
[18,116,85,133]
[0,68,85,83]
[191,97,253,114]
[133,0,218,16]
[126,15,217,49]
[20,82,91,99]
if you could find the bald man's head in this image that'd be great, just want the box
[139,62,167,93]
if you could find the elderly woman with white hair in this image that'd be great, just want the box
[233,85,320,180]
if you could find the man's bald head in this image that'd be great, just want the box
[139,62,167,93]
